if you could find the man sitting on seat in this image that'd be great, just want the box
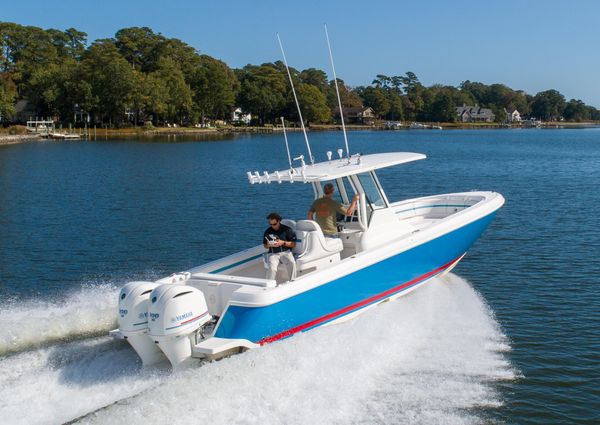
[263,212,297,281]
[307,183,359,236]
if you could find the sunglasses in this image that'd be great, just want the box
[269,221,279,226]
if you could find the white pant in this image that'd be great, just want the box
[265,251,296,281]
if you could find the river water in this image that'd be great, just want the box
[0,129,598,424]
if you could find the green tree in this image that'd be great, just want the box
[0,73,16,120]
[429,90,456,122]
[115,27,163,71]
[46,27,87,60]
[460,80,488,104]
[293,83,331,124]
[139,71,169,123]
[27,58,94,122]
[563,99,590,122]
[299,68,329,92]
[82,40,135,125]
[327,79,363,111]
[501,90,530,116]
[150,57,193,123]
[372,74,391,89]
[236,63,287,124]
[587,106,600,121]
[400,72,424,120]
[0,22,60,97]
[192,55,239,122]
[386,92,404,121]
[153,37,201,79]
[400,72,421,94]
[485,84,510,106]
[531,89,566,120]
[63,28,87,60]
[28,62,63,117]
[363,74,406,121]
[359,86,390,118]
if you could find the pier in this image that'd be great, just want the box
[26,118,88,139]
[26,119,55,135]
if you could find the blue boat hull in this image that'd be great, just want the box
[215,212,497,344]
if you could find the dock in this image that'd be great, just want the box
[26,118,88,139]
[26,119,55,135]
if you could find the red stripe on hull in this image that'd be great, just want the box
[258,255,463,345]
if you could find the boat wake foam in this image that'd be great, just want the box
[0,283,119,356]
[0,274,517,425]
[0,335,167,425]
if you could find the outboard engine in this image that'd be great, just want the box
[148,284,211,368]
[117,281,166,366]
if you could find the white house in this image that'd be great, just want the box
[504,108,521,123]
[231,107,252,125]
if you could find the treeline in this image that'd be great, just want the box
[358,76,600,122]
[1,22,599,126]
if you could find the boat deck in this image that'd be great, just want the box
[403,216,440,230]
[222,215,442,282]
[190,192,489,289]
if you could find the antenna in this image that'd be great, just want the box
[276,33,314,165]
[280,117,293,170]
[324,24,350,162]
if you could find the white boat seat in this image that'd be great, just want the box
[280,219,296,230]
[292,220,342,273]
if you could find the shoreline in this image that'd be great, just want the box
[2,121,598,146]
[0,134,41,146]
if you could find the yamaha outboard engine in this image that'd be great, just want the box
[148,284,211,368]
[117,281,167,366]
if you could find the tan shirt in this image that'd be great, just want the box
[311,197,347,235]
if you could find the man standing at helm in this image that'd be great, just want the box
[307,182,359,236]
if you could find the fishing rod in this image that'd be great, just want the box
[276,33,314,165]
[324,24,351,162]
[280,116,293,170]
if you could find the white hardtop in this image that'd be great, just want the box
[247,151,426,185]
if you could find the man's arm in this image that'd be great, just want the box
[272,237,296,249]
[344,195,360,216]
[277,239,296,248]
[279,229,296,249]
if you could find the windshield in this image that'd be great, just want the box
[357,172,386,209]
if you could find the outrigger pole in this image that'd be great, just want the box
[280,116,293,170]
[324,24,351,162]
[276,33,314,165]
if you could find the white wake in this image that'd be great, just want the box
[0,274,516,425]
[0,284,119,355]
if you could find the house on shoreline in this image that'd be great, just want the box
[504,108,521,123]
[334,106,376,125]
[456,105,495,123]
[231,107,252,125]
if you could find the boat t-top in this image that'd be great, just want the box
[111,30,505,368]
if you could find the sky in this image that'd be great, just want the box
[2,0,599,106]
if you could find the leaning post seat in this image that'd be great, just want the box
[280,219,297,229]
[292,220,343,273]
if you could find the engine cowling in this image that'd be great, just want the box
[117,281,166,366]
[148,284,211,368]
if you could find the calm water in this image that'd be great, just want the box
[0,129,598,424]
